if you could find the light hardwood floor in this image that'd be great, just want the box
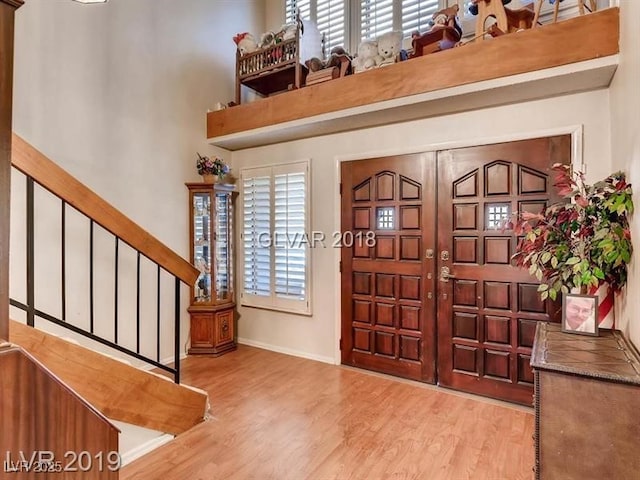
[121,345,534,480]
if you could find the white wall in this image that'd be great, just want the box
[609,0,640,346]
[10,0,263,365]
[231,90,612,363]
[265,0,282,32]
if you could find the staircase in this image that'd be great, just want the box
[2,134,209,478]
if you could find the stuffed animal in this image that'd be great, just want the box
[325,46,351,69]
[376,31,403,67]
[277,22,299,42]
[305,46,352,75]
[259,31,276,49]
[233,32,258,56]
[352,40,382,73]
[305,57,325,72]
[432,5,463,36]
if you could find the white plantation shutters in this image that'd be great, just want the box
[286,0,346,57]
[317,0,346,55]
[286,0,460,52]
[274,168,307,300]
[286,0,311,23]
[243,171,271,297]
[360,0,394,40]
[241,161,310,314]
[401,0,440,36]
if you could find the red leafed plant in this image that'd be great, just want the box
[512,164,633,301]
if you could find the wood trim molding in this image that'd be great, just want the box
[10,320,210,435]
[0,0,25,9]
[1,345,119,480]
[0,0,21,342]
[11,134,199,286]
[208,8,619,139]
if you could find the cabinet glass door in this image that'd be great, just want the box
[214,192,232,301]
[193,192,212,303]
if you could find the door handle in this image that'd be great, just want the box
[440,266,456,282]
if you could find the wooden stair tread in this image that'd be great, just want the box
[9,320,209,435]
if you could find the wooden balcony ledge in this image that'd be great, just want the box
[207,8,619,151]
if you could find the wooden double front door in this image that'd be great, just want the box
[340,136,569,405]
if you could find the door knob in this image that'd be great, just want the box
[440,266,456,282]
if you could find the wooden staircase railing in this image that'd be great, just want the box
[6,134,209,450]
[10,134,199,383]
[11,134,198,286]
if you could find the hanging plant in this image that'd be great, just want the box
[512,164,633,301]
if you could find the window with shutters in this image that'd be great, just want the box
[284,0,597,55]
[284,0,469,55]
[401,0,442,37]
[241,161,311,315]
[286,0,346,55]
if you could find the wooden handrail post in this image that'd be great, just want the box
[0,0,24,341]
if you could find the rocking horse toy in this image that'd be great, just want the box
[532,0,598,27]
[468,0,535,40]
[410,4,463,57]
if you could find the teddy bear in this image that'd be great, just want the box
[352,40,382,73]
[376,31,403,67]
[232,32,258,56]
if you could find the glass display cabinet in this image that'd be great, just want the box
[186,182,238,355]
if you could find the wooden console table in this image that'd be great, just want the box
[531,322,640,479]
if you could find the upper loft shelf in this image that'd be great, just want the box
[207,8,619,151]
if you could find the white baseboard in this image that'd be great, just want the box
[237,337,336,365]
[155,352,188,370]
[120,434,174,466]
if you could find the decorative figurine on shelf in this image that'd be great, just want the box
[259,30,276,49]
[194,256,211,302]
[196,153,230,183]
[376,31,403,67]
[276,21,299,42]
[410,4,462,58]
[352,40,382,73]
[304,45,353,85]
[468,0,535,40]
[232,32,258,56]
[532,0,597,27]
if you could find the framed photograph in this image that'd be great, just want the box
[562,293,599,336]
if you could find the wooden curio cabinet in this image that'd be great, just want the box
[186,182,237,355]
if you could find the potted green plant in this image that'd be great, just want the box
[512,164,633,325]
